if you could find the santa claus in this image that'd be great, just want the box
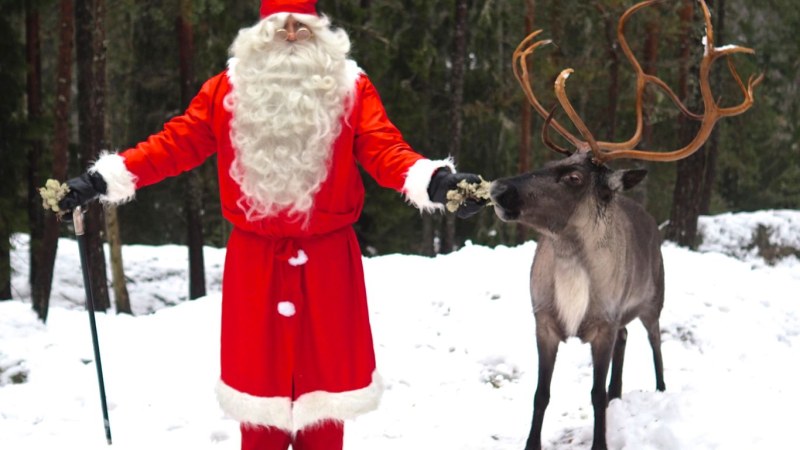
[58,1,484,448]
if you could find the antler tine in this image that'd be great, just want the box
[642,75,705,121]
[512,29,589,154]
[595,0,657,155]
[542,104,573,156]
[553,69,599,154]
[716,54,765,116]
[697,0,764,118]
[594,0,762,163]
[512,0,761,165]
[597,0,702,157]
[511,30,551,119]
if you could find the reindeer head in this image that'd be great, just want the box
[492,152,647,234]
[492,0,762,234]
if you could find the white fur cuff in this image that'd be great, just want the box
[403,158,455,213]
[89,151,137,204]
[216,380,293,432]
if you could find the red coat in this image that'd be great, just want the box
[91,68,451,432]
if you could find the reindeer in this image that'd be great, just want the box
[489,1,762,449]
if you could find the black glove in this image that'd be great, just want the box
[427,168,487,219]
[58,171,108,214]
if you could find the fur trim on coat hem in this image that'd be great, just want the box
[293,371,384,431]
[216,380,293,432]
[215,371,384,433]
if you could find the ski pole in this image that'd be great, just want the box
[73,206,113,445]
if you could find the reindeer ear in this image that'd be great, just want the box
[607,169,648,192]
[621,169,648,190]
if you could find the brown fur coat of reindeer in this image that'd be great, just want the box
[489,1,762,449]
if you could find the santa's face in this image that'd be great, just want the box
[275,16,313,42]
[224,13,353,223]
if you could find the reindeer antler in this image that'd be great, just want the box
[513,0,764,164]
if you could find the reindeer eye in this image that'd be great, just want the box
[563,171,584,186]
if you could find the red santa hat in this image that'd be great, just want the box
[260,0,318,18]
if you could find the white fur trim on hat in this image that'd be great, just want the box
[89,151,137,204]
[292,370,384,431]
[402,157,455,213]
[216,380,293,432]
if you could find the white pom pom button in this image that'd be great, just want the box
[277,301,296,317]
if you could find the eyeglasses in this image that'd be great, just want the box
[275,26,313,42]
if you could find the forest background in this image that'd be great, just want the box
[1,0,797,319]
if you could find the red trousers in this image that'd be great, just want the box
[241,421,344,450]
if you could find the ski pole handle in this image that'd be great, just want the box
[73,206,85,235]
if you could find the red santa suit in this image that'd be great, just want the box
[90,27,452,438]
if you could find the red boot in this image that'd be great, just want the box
[293,420,344,450]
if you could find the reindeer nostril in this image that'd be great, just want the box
[491,182,520,209]
[490,182,507,199]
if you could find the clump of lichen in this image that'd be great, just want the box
[39,179,70,214]
[445,176,493,213]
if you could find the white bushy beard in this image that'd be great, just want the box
[224,13,354,223]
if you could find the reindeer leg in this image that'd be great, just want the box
[641,315,666,391]
[589,325,617,450]
[525,316,560,450]
[608,327,628,400]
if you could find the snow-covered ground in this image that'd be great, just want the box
[1,210,798,449]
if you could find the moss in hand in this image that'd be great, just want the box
[445,177,493,213]
[39,179,70,214]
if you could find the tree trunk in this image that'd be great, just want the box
[516,0,535,245]
[33,0,74,322]
[185,171,206,299]
[178,0,206,299]
[699,0,723,214]
[641,14,660,150]
[76,0,110,311]
[0,207,9,298]
[598,2,619,143]
[666,0,704,248]
[26,3,45,293]
[0,0,24,300]
[0,240,8,299]
[105,205,131,313]
[93,0,130,314]
[630,7,661,208]
[420,214,434,256]
[443,0,468,254]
